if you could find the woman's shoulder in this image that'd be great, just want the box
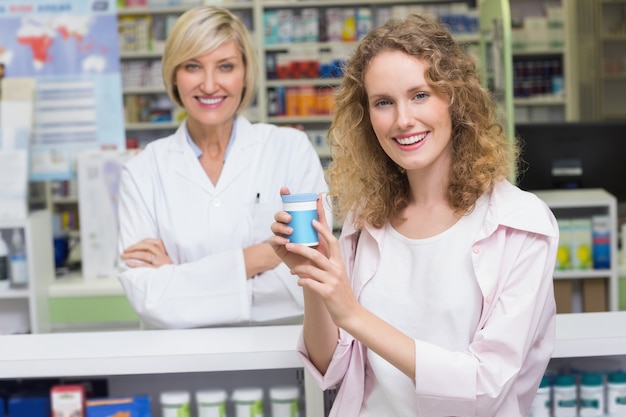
[490,180,558,237]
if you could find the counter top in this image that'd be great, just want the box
[2,312,626,380]
[0,324,303,378]
[553,311,626,358]
[49,272,124,297]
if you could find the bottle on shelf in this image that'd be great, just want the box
[0,232,9,288]
[9,228,28,287]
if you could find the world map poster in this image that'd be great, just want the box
[0,0,125,180]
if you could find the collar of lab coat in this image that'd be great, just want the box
[168,116,261,193]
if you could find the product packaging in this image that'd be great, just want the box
[196,389,227,417]
[86,395,151,417]
[282,193,319,246]
[51,384,86,417]
[270,386,300,417]
[160,391,190,417]
[232,387,263,417]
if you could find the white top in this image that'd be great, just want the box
[117,117,329,329]
[360,195,488,417]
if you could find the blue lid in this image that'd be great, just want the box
[555,375,576,387]
[282,193,318,203]
[581,373,603,386]
[609,371,626,383]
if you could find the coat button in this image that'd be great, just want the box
[486,295,493,304]
[472,245,480,254]
[212,198,222,207]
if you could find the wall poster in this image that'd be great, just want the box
[0,0,125,181]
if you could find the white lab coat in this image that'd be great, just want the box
[117,116,330,329]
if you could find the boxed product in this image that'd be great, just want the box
[51,384,85,417]
[592,215,611,269]
[8,394,50,417]
[582,278,608,312]
[554,279,573,314]
[77,149,137,280]
[570,218,593,270]
[86,395,151,417]
[555,218,572,270]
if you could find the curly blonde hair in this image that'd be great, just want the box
[328,14,518,229]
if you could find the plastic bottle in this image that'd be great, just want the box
[196,389,227,417]
[9,228,27,287]
[232,387,263,417]
[0,232,9,287]
[160,391,190,417]
[529,376,551,417]
[607,371,626,417]
[553,375,577,417]
[579,372,604,417]
[270,386,300,417]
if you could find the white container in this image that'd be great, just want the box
[529,376,551,417]
[270,386,300,417]
[579,373,604,417]
[160,390,190,417]
[196,389,227,417]
[608,371,626,417]
[232,387,263,417]
[553,375,577,417]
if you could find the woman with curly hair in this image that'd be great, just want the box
[271,14,558,417]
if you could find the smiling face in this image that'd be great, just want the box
[174,39,245,131]
[365,49,453,178]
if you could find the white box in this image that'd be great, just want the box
[77,150,136,280]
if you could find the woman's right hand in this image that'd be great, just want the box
[269,187,328,274]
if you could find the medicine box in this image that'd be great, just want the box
[51,384,85,417]
[86,395,151,417]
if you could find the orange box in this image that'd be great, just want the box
[299,85,317,116]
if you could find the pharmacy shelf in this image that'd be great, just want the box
[0,211,55,334]
[0,324,325,417]
[532,188,619,312]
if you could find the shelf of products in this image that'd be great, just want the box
[598,0,626,120]
[0,211,55,335]
[532,189,619,313]
[509,0,575,124]
[117,0,481,146]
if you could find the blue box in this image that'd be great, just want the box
[86,395,151,417]
[8,394,51,417]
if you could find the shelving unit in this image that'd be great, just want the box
[117,0,481,145]
[509,0,578,123]
[0,210,55,334]
[532,188,619,312]
[597,0,626,120]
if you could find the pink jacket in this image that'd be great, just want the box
[297,180,558,417]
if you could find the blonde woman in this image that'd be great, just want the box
[118,6,329,329]
[271,14,557,416]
